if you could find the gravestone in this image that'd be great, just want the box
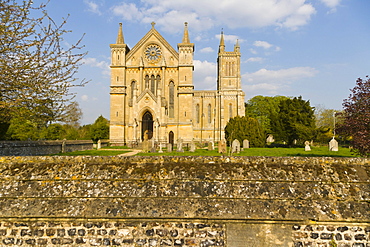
[243,139,249,149]
[232,139,241,154]
[329,137,338,151]
[304,141,311,151]
[142,140,150,153]
[97,140,101,150]
[218,139,227,153]
[177,138,184,152]
[167,143,172,152]
[208,141,214,151]
[266,134,275,143]
[158,143,163,153]
[190,141,196,152]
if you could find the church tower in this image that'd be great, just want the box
[109,23,130,145]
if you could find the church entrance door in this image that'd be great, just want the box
[142,111,153,140]
[169,131,174,146]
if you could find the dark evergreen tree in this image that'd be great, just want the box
[224,116,265,147]
[274,96,316,145]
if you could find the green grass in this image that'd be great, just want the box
[137,146,359,157]
[52,150,130,156]
[102,146,130,149]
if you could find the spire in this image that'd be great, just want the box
[219,30,225,52]
[234,39,240,52]
[116,23,124,44]
[182,22,190,43]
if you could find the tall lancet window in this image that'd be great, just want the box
[229,103,233,119]
[145,75,149,89]
[196,104,200,123]
[169,81,175,118]
[150,75,156,94]
[208,104,212,124]
[131,81,136,100]
[156,75,161,95]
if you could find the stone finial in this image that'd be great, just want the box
[219,29,225,52]
[116,23,124,44]
[151,21,156,29]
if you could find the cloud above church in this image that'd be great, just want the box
[242,67,318,95]
[109,0,342,32]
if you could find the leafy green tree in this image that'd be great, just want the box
[0,0,87,128]
[245,95,289,134]
[90,116,109,143]
[338,77,370,157]
[274,96,316,145]
[5,117,39,141]
[225,116,265,147]
[314,106,342,144]
[41,123,65,140]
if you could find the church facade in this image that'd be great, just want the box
[109,22,245,146]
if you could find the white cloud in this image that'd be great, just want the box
[243,67,318,95]
[200,47,214,53]
[84,0,102,15]
[81,95,89,102]
[81,57,110,75]
[193,60,217,90]
[110,0,318,32]
[320,0,341,8]
[246,57,264,63]
[254,41,273,49]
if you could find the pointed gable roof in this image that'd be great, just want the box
[126,22,179,60]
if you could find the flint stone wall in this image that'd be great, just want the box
[0,140,108,156]
[0,156,369,246]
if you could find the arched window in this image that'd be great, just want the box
[156,75,161,95]
[229,103,233,119]
[145,75,149,89]
[196,104,200,123]
[208,104,212,123]
[150,75,155,94]
[131,81,135,99]
[169,81,174,118]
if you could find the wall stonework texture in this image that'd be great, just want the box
[0,156,368,246]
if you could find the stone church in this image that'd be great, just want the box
[109,22,245,146]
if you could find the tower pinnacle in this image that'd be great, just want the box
[116,23,124,44]
[182,22,190,43]
[219,30,225,52]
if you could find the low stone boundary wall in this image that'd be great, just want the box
[0,140,108,156]
[0,156,368,246]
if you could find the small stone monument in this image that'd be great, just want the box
[243,139,250,150]
[329,137,338,151]
[232,139,241,154]
[167,143,172,152]
[190,141,196,152]
[208,141,214,151]
[142,140,150,153]
[158,143,163,153]
[177,138,184,152]
[97,139,101,150]
[218,139,227,153]
[304,141,311,151]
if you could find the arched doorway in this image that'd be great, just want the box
[142,111,153,140]
[168,131,174,146]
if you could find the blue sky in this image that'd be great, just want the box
[39,0,370,124]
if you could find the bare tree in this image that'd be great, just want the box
[0,0,87,127]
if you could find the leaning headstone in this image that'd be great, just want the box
[218,139,227,153]
[177,138,184,152]
[266,134,275,143]
[208,141,214,151]
[304,141,311,151]
[158,143,163,153]
[329,137,339,151]
[167,143,172,152]
[232,139,241,154]
[243,139,250,149]
[190,141,196,152]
